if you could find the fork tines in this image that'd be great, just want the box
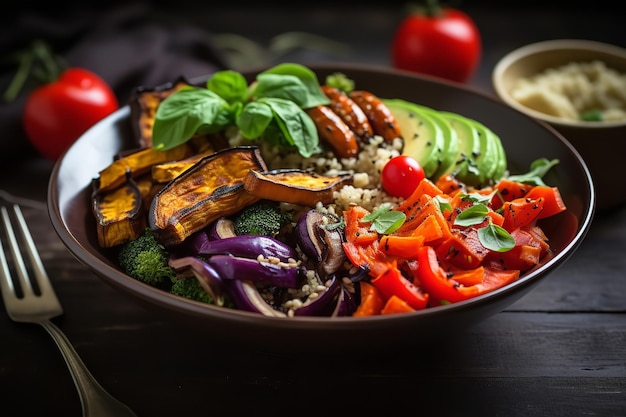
[0,203,53,303]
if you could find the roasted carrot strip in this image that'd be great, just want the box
[353,281,385,317]
[409,214,445,243]
[379,234,425,258]
[381,295,417,315]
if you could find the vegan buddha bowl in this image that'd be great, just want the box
[48,63,593,351]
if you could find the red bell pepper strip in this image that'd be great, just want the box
[417,245,521,306]
[523,185,567,219]
[371,262,428,310]
[417,245,480,305]
[501,197,545,231]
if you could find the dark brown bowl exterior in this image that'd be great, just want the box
[48,63,594,352]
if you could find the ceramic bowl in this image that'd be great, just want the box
[492,39,626,211]
[48,63,594,352]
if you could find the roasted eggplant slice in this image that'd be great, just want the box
[149,146,268,246]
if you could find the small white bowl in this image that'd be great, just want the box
[493,39,626,211]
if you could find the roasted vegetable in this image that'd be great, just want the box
[321,85,374,142]
[151,148,216,184]
[296,209,346,277]
[149,146,268,246]
[96,143,196,193]
[306,105,359,158]
[183,232,298,263]
[349,90,403,142]
[243,168,353,207]
[118,228,176,286]
[170,276,214,304]
[232,203,292,237]
[92,176,146,248]
[129,77,193,148]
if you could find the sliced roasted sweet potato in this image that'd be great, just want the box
[243,168,353,207]
[149,146,268,246]
[96,143,196,193]
[151,148,216,184]
[92,177,146,248]
[129,77,193,148]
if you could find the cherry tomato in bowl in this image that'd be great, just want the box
[23,68,119,161]
[391,1,481,83]
[381,155,426,199]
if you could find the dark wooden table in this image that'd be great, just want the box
[1,4,625,416]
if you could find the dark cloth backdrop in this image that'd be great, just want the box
[1,3,227,162]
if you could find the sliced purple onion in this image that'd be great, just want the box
[206,255,303,288]
[168,256,225,305]
[331,286,357,317]
[293,276,341,317]
[228,280,287,317]
[176,232,297,263]
[207,217,237,240]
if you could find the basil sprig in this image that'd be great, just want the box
[152,63,329,158]
[362,203,406,234]
[453,193,515,252]
[506,158,559,186]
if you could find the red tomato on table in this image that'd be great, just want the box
[391,2,482,83]
[23,68,119,160]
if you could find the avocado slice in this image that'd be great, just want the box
[384,99,445,178]
[397,103,459,180]
[438,111,482,183]
[464,118,504,186]
[440,111,506,187]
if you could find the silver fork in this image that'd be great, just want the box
[0,203,138,417]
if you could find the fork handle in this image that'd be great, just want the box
[41,320,138,417]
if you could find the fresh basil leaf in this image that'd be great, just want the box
[259,63,330,107]
[362,203,406,234]
[454,204,489,227]
[237,101,273,139]
[372,211,406,234]
[478,223,515,252]
[435,195,452,213]
[461,190,497,205]
[207,70,248,104]
[152,87,231,150]
[506,158,559,186]
[362,203,393,222]
[253,74,310,107]
[261,97,319,157]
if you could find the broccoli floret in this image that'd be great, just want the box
[232,203,292,237]
[170,277,213,304]
[118,228,176,287]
